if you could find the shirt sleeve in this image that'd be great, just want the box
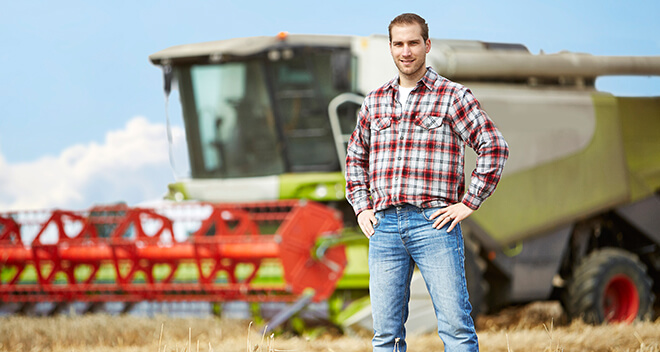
[450,89,509,210]
[345,101,373,215]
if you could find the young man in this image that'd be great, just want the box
[345,13,509,352]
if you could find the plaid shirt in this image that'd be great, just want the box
[345,67,509,215]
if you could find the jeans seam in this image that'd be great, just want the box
[457,232,473,328]
[400,259,414,343]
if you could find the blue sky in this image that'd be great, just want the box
[1,0,659,211]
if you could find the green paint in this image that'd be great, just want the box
[329,229,370,289]
[4,261,285,285]
[279,172,346,201]
[617,97,660,201]
[164,182,191,200]
[472,93,629,244]
[334,294,372,326]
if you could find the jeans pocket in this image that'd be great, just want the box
[421,207,442,222]
[373,212,382,229]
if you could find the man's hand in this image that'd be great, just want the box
[429,203,474,232]
[357,209,377,238]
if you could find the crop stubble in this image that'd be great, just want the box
[0,302,659,352]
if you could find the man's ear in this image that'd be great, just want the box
[425,38,431,53]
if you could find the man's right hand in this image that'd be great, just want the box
[357,209,377,238]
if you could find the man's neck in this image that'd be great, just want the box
[399,69,426,88]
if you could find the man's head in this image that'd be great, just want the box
[388,13,431,86]
[388,13,429,43]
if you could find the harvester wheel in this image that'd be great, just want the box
[564,248,655,324]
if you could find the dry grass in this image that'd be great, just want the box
[0,302,659,352]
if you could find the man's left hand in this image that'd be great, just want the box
[429,203,474,232]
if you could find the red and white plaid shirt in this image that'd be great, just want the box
[346,67,509,215]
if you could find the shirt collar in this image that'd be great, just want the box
[385,66,438,91]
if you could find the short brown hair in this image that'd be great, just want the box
[388,13,429,43]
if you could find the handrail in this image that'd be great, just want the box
[327,93,364,173]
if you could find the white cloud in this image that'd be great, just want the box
[0,117,186,212]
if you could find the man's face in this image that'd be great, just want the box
[389,23,431,79]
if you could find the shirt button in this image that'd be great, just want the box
[399,136,403,140]
[398,157,402,160]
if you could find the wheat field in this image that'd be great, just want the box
[1,302,659,352]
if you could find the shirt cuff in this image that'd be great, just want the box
[351,198,373,215]
[461,192,483,210]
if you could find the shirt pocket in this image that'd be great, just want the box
[413,114,444,130]
[371,116,392,131]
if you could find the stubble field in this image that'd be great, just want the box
[1,302,659,352]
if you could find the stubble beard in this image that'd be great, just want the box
[395,59,426,83]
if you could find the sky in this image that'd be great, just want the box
[1,0,659,212]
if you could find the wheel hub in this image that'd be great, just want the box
[603,274,639,323]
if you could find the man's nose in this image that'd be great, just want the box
[402,45,412,56]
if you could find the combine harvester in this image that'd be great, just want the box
[2,33,660,331]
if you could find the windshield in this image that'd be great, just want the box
[179,60,284,178]
[176,48,353,179]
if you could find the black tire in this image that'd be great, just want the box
[564,248,655,324]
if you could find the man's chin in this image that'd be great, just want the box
[397,66,421,76]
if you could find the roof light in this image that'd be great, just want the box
[277,31,289,41]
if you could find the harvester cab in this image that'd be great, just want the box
[149,33,361,204]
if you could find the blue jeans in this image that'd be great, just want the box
[369,204,479,352]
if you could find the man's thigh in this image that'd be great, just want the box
[368,209,415,323]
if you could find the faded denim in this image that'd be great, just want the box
[369,204,478,352]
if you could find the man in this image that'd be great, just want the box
[345,13,509,352]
